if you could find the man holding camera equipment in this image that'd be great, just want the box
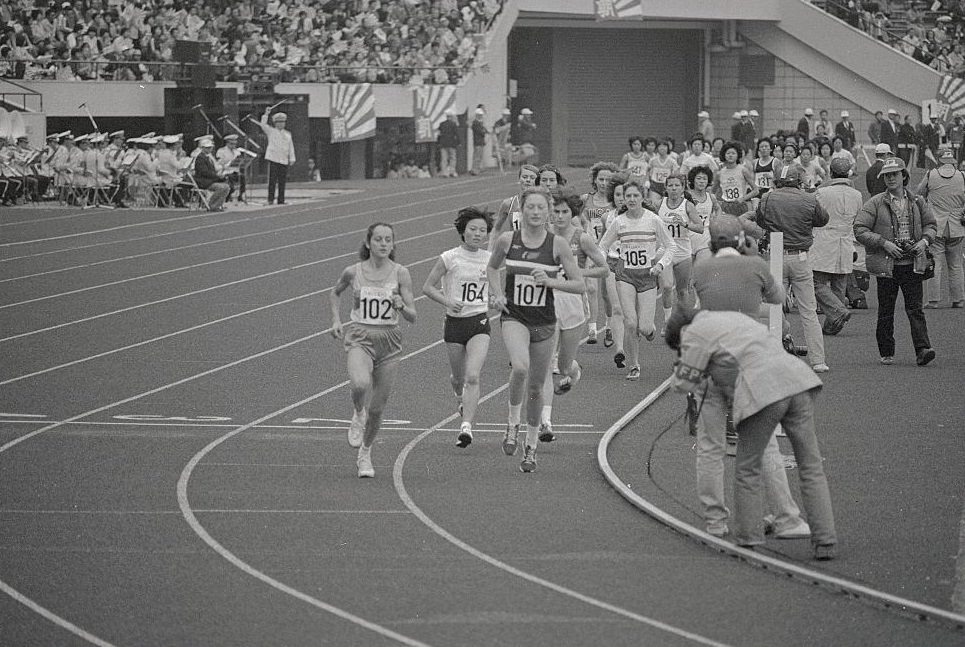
[688,214,812,540]
[916,147,965,310]
[755,163,830,373]
[854,157,938,366]
[666,305,837,560]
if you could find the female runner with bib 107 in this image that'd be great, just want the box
[330,223,417,479]
[487,186,585,473]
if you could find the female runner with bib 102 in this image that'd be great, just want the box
[597,180,677,380]
[487,186,585,473]
[422,207,494,449]
[330,223,416,478]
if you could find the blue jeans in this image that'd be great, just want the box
[734,391,837,547]
[783,252,825,366]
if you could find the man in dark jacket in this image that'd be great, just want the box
[755,163,830,373]
[865,143,892,197]
[797,108,814,140]
[898,115,919,166]
[878,108,900,155]
[193,137,229,212]
[854,157,938,366]
[834,110,857,150]
[437,111,460,177]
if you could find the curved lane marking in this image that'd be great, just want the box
[597,377,965,630]
[392,388,735,647]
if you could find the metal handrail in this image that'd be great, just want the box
[0,78,43,112]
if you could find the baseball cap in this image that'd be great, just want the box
[877,156,907,178]
[697,110,709,118]
[829,157,852,176]
[874,143,892,155]
[709,213,743,242]
[739,109,749,117]
[887,108,898,115]
[501,108,511,115]
[474,108,484,115]
[840,110,850,118]
[271,112,287,122]
[749,109,759,117]
[732,111,741,119]
[804,108,814,116]
[521,108,533,115]
[776,163,807,186]
[939,147,957,163]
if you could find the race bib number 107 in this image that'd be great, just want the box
[513,274,547,307]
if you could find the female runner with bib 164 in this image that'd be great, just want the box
[422,207,494,449]
[330,223,417,479]
[488,186,585,473]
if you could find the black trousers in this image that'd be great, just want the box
[226,171,246,201]
[267,161,287,204]
[875,263,931,357]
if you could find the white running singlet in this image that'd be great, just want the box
[657,197,693,258]
[440,247,491,317]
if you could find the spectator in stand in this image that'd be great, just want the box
[920,114,943,169]
[865,143,892,197]
[516,107,537,164]
[879,109,900,156]
[834,110,856,151]
[493,108,512,168]
[898,114,919,167]
[917,147,965,309]
[740,110,756,155]
[470,107,487,175]
[797,108,814,140]
[698,110,714,143]
[437,110,460,178]
[730,112,743,144]
[816,109,832,138]
[946,115,964,165]
[868,110,884,145]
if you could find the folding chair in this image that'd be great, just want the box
[183,170,211,211]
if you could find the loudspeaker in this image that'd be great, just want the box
[163,87,239,150]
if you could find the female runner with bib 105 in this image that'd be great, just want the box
[330,223,416,478]
[597,180,677,380]
[422,207,494,449]
[488,186,585,473]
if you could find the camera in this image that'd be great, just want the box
[896,239,917,258]
[782,334,809,357]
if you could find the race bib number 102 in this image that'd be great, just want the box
[358,286,395,324]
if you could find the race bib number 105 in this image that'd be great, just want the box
[622,243,650,269]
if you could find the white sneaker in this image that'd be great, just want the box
[347,409,366,448]
[357,447,374,478]
[774,519,812,539]
[456,422,473,448]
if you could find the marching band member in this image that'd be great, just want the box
[127,136,160,206]
[156,134,190,207]
[13,134,49,201]
[49,131,72,198]
[192,135,230,212]
[216,133,245,202]
[0,136,24,204]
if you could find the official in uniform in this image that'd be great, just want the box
[255,110,295,205]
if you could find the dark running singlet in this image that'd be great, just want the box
[504,230,558,327]
[754,157,776,196]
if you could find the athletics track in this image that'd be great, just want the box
[0,172,962,646]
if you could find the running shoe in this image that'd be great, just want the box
[586,329,598,344]
[347,409,366,448]
[642,328,656,342]
[357,448,374,478]
[613,351,626,369]
[813,544,836,561]
[456,422,473,448]
[553,361,582,395]
[603,328,614,347]
[626,365,641,381]
[502,424,520,456]
[520,445,538,473]
[538,421,556,443]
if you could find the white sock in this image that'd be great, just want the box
[460,421,472,432]
[358,444,371,457]
[663,306,672,323]
[588,322,597,336]
[508,404,522,426]
[604,317,611,330]
[541,405,552,425]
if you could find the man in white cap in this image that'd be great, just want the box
[516,108,536,146]
[192,136,230,212]
[730,111,743,143]
[879,108,900,155]
[470,107,488,175]
[817,109,832,137]
[255,109,295,204]
[797,108,814,140]
[739,109,756,154]
[920,113,942,170]
[834,110,856,151]
[493,108,513,169]
[917,146,965,309]
[216,134,245,201]
[865,143,892,197]
[437,110,460,177]
[697,110,714,142]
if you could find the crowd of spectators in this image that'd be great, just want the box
[0,0,503,84]
[817,0,965,75]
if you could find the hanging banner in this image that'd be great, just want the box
[594,0,643,20]
[330,84,376,143]
[413,85,457,143]
[935,75,965,117]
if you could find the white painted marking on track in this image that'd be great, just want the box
[176,341,444,647]
[0,210,218,247]
[392,387,736,647]
[0,412,48,418]
[0,580,118,647]
[0,509,410,515]
[0,208,113,227]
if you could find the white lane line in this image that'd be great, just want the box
[0,509,410,515]
[0,224,448,346]
[176,341,445,647]
[0,174,509,263]
[0,198,483,310]
[1,208,113,227]
[0,183,506,284]
[391,388,733,646]
[0,211,218,247]
[597,378,965,630]
[0,580,117,647]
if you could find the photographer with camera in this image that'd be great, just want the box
[855,157,938,366]
[687,214,812,540]
[666,306,838,560]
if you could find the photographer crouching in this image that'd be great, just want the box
[854,157,938,366]
[666,305,838,560]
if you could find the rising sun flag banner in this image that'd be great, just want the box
[330,84,376,143]
[413,85,457,143]
[595,0,643,20]
[936,75,965,117]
